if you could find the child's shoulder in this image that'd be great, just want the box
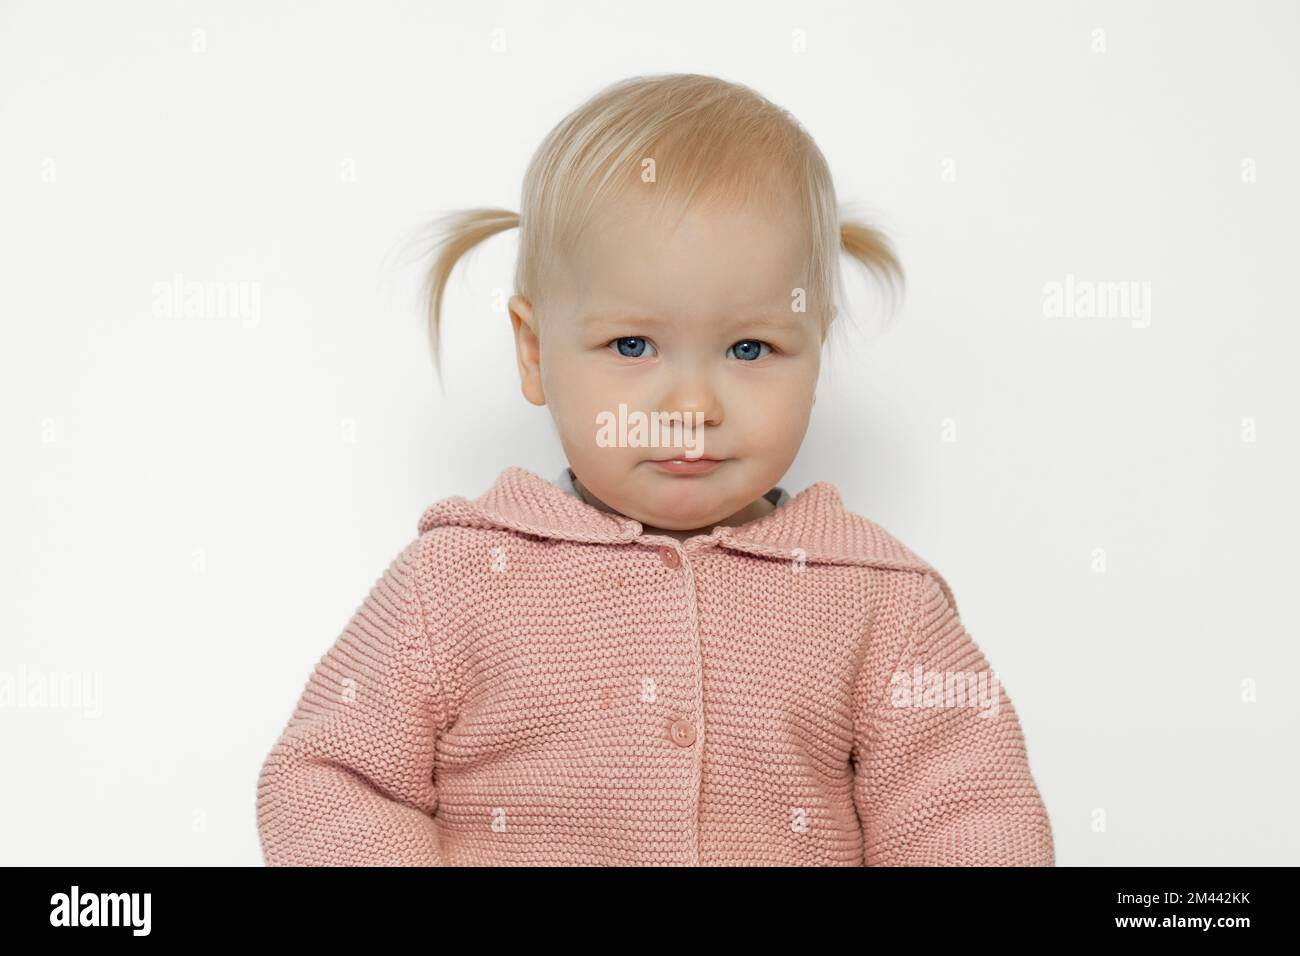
[840,504,957,604]
[771,482,962,625]
[722,478,957,601]
[407,496,516,576]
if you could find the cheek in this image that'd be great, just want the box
[744,397,811,452]
[551,352,653,413]
[728,366,815,427]
[733,364,811,408]
[547,369,631,449]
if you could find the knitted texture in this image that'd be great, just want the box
[256,465,1054,866]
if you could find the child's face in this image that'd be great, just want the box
[509,193,822,533]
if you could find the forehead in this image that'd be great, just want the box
[560,194,812,323]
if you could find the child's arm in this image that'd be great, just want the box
[851,572,1055,866]
[256,540,449,866]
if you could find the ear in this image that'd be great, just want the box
[508,293,546,406]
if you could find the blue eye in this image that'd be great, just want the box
[728,339,772,361]
[609,336,657,358]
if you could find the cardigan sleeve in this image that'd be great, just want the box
[851,572,1054,866]
[256,539,449,866]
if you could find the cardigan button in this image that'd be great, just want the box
[669,717,696,747]
[658,546,680,568]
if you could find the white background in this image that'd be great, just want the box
[2,0,1297,865]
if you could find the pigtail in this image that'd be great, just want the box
[418,207,520,381]
[838,207,905,332]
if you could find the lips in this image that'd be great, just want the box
[647,456,725,475]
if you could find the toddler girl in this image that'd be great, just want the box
[255,73,1054,866]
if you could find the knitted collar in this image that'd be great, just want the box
[418,465,939,573]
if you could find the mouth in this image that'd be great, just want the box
[647,456,726,475]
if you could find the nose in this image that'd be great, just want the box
[658,366,723,431]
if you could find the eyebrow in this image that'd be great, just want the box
[579,311,805,333]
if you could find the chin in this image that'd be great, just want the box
[642,497,732,531]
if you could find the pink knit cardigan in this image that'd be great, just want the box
[256,466,1054,866]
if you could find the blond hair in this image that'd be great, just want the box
[416,73,903,379]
